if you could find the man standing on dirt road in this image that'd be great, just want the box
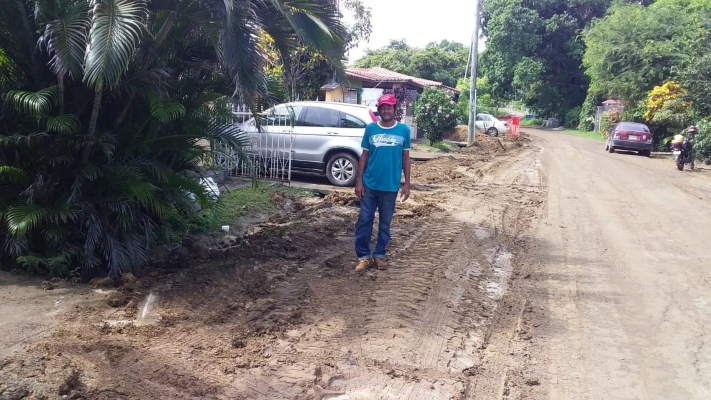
[353,93,411,272]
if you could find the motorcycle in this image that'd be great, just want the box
[676,135,694,171]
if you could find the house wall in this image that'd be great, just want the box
[361,88,383,107]
[325,87,345,102]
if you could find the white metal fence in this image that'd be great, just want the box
[214,105,294,182]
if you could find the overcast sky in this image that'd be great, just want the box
[344,0,479,64]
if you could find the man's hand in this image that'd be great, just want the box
[355,180,365,199]
[400,183,410,202]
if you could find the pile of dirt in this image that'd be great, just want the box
[323,191,359,207]
[411,155,468,184]
[445,125,471,142]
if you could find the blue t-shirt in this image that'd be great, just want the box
[360,122,411,192]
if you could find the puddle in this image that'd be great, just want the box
[480,246,513,300]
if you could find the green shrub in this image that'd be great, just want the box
[564,107,581,129]
[599,108,622,136]
[521,118,542,127]
[414,87,458,145]
[693,119,711,164]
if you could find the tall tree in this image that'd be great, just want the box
[480,0,612,119]
[353,40,468,87]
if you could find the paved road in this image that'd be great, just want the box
[526,129,711,399]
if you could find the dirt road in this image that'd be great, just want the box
[514,129,711,399]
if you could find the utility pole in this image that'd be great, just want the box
[468,0,481,144]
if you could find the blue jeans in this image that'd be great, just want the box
[354,187,398,260]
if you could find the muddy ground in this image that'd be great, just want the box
[0,134,546,400]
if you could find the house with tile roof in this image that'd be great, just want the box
[320,67,460,137]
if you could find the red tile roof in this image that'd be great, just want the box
[345,67,459,93]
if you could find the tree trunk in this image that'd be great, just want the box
[84,87,103,162]
[154,11,178,47]
[57,74,65,114]
[114,93,136,128]
[17,0,41,87]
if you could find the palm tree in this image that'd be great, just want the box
[0,0,346,278]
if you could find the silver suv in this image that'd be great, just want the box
[239,101,377,186]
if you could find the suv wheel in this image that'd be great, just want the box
[326,152,358,187]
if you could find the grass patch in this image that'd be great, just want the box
[219,183,317,224]
[557,129,606,142]
[520,118,541,127]
[415,141,458,153]
[157,183,318,244]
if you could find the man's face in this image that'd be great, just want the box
[379,104,395,121]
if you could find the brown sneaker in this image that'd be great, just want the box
[355,258,372,272]
[374,258,388,270]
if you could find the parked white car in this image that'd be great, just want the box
[237,101,378,187]
[475,113,510,137]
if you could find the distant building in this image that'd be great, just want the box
[320,67,460,138]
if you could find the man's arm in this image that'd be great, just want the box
[355,150,369,199]
[401,150,410,201]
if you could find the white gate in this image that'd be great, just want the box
[214,106,295,182]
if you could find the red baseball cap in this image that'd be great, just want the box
[377,93,397,107]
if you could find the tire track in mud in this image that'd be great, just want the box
[309,215,524,400]
[341,215,467,399]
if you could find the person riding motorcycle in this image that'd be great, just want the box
[676,125,696,171]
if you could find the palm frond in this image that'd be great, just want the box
[102,166,160,211]
[83,0,147,89]
[5,203,50,236]
[206,121,251,149]
[164,172,210,209]
[259,0,345,61]
[46,114,81,134]
[36,0,91,78]
[42,225,70,247]
[0,166,28,184]
[6,86,59,114]
[150,99,186,122]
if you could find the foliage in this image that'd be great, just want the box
[582,0,711,105]
[621,101,646,123]
[521,118,542,127]
[341,0,373,53]
[577,92,600,131]
[564,107,582,129]
[414,88,458,145]
[0,0,346,279]
[600,108,622,134]
[679,52,711,118]
[644,81,687,121]
[261,0,372,101]
[480,0,610,119]
[693,119,711,163]
[353,40,468,87]
[454,77,495,125]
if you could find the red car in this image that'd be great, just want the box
[605,122,653,157]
